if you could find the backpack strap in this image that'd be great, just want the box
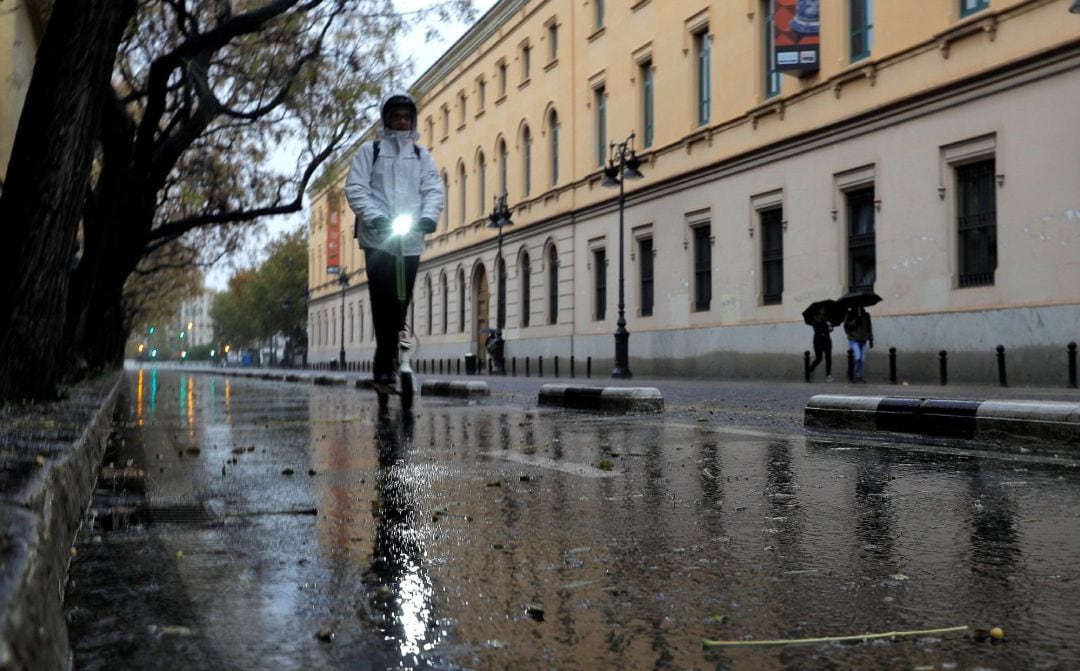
[371,139,420,165]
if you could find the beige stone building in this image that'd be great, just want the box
[0,0,47,192]
[307,0,1080,385]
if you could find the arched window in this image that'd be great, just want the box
[520,252,531,328]
[547,244,559,325]
[477,151,487,216]
[358,301,364,342]
[499,139,509,198]
[441,170,449,230]
[458,162,467,226]
[496,256,506,330]
[425,275,433,335]
[458,269,466,333]
[549,110,559,186]
[522,125,532,198]
[441,274,449,334]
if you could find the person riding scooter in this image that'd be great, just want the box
[344,90,445,394]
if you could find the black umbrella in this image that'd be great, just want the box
[802,299,845,326]
[837,291,883,310]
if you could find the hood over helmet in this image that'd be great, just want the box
[381,89,418,128]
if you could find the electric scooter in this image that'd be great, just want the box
[375,215,417,412]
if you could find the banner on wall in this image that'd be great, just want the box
[326,209,341,274]
[775,0,820,73]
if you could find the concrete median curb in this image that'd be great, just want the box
[421,379,491,398]
[0,371,124,671]
[538,384,664,414]
[805,394,1080,447]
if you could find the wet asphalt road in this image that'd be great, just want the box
[64,368,1080,670]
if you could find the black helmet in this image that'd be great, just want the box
[381,94,416,128]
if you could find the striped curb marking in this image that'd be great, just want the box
[805,394,1080,446]
[538,384,664,414]
[420,380,491,398]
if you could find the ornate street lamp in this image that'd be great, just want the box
[337,268,350,369]
[602,132,644,379]
[486,194,514,375]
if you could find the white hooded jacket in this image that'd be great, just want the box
[344,90,445,256]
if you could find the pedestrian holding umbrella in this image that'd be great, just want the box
[839,291,879,382]
[802,299,842,381]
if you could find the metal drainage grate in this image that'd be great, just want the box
[144,500,215,526]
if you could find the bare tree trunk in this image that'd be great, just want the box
[0,0,136,401]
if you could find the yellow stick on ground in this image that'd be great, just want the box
[702,625,970,649]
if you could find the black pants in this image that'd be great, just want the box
[364,248,419,378]
[808,335,832,376]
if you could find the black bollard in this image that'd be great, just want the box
[555,356,560,378]
[996,345,1008,387]
[804,350,811,383]
[539,356,544,378]
[847,348,855,382]
[439,359,443,374]
[1069,342,1078,389]
[889,347,897,384]
[570,356,575,379]
[526,357,530,377]
[587,356,592,379]
[512,357,517,376]
[456,359,461,375]
[939,350,948,386]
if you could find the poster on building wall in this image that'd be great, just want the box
[326,210,341,274]
[775,0,820,73]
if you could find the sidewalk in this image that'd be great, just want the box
[1,364,1077,669]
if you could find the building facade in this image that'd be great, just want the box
[178,291,216,348]
[0,0,48,193]
[307,0,1080,385]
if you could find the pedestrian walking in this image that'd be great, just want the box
[807,305,834,381]
[843,305,874,383]
[345,90,445,393]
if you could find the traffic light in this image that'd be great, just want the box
[148,325,155,335]
[179,330,185,340]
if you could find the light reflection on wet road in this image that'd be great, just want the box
[65,369,1080,670]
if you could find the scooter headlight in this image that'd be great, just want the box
[391,215,413,237]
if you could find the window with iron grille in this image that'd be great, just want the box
[442,278,449,334]
[639,237,654,317]
[693,225,711,311]
[594,249,607,321]
[957,159,997,287]
[850,0,873,62]
[458,270,466,333]
[497,258,506,329]
[846,187,876,293]
[547,246,559,324]
[426,277,433,335]
[520,254,531,327]
[761,207,784,305]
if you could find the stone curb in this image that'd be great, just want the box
[805,394,1080,447]
[420,379,491,398]
[0,371,124,671]
[537,384,664,414]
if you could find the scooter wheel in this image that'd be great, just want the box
[399,372,414,411]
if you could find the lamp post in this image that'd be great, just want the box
[486,194,514,375]
[602,132,644,379]
[337,268,350,369]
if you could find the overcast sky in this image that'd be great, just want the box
[206,0,500,290]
